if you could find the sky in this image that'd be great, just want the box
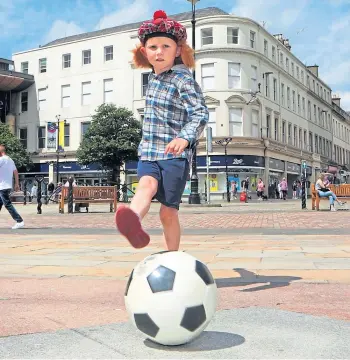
[1,0,350,110]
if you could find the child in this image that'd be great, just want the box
[115,10,209,250]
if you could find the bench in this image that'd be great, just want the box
[59,186,118,213]
[311,184,350,210]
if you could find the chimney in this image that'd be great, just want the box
[332,95,341,107]
[307,65,319,77]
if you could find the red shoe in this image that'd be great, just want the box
[115,206,150,249]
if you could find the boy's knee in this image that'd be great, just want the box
[159,206,178,224]
[138,176,158,194]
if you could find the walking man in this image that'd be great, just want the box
[0,144,24,229]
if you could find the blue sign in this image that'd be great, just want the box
[197,155,265,168]
[39,161,102,173]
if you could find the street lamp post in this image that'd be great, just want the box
[215,137,232,202]
[55,115,66,184]
[187,0,201,205]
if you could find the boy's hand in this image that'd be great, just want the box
[165,138,189,156]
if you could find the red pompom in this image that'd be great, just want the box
[153,10,167,21]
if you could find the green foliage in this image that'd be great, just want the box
[76,104,142,177]
[0,123,33,170]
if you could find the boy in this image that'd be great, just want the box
[115,10,208,250]
[0,144,24,229]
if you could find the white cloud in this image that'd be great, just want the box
[43,20,85,44]
[322,61,350,87]
[95,0,152,30]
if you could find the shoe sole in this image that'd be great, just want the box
[115,207,150,249]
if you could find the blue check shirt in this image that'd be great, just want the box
[138,64,209,161]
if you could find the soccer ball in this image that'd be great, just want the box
[124,250,217,346]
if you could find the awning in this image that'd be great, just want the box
[0,70,34,92]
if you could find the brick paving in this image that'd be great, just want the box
[0,201,349,338]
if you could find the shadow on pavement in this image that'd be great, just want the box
[144,331,245,352]
[216,268,302,292]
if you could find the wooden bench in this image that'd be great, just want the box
[59,186,118,213]
[311,183,350,210]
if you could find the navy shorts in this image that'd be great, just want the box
[137,158,189,210]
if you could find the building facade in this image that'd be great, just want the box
[8,7,350,198]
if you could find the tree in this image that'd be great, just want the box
[76,104,142,185]
[0,123,33,171]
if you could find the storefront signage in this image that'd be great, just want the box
[197,155,265,168]
[37,161,101,173]
[287,162,301,174]
[269,158,285,171]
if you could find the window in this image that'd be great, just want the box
[265,75,270,97]
[297,94,300,114]
[39,58,47,73]
[64,124,70,147]
[38,126,46,149]
[304,130,307,150]
[281,83,285,105]
[293,126,297,147]
[264,40,268,56]
[282,121,286,143]
[201,28,213,45]
[104,46,113,61]
[201,63,214,90]
[81,122,91,139]
[38,88,47,111]
[296,66,299,79]
[250,65,257,91]
[288,123,292,144]
[250,31,255,48]
[266,114,271,138]
[309,132,313,152]
[308,100,311,120]
[62,54,71,68]
[287,87,290,108]
[286,58,289,72]
[317,83,319,95]
[302,97,305,117]
[21,62,28,74]
[280,53,284,68]
[323,138,326,156]
[82,50,91,65]
[252,110,259,137]
[61,85,70,108]
[229,108,243,136]
[227,28,238,44]
[315,135,318,153]
[299,128,302,149]
[228,62,241,89]
[82,81,91,105]
[274,118,279,141]
[207,109,216,136]
[21,92,28,112]
[142,73,150,97]
[103,78,114,103]
[19,128,27,149]
[292,90,296,111]
[291,62,294,76]
[301,70,304,84]
[272,46,276,62]
[273,78,277,101]
[314,104,317,121]
[307,75,310,88]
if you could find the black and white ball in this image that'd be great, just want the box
[124,251,217,346]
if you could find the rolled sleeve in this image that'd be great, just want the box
[176,77,209,147]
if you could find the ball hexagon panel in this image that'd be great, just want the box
[134,313,160,338]
[195,260,215,285]
[180,304,207,332]
[147,265,176,293]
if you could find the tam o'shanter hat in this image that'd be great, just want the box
[138,10,187,45]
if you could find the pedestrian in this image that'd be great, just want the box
[115,10,208,250]
[292,181,297,199]
[256,178,264,200]
[280,177,288,200]
[231,181,237,200]
[0,144,24,229]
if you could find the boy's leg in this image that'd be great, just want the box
[115,161,159,248]
[0,189,24,223]
[159,205,181,251]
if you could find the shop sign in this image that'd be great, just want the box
[269,158,285,171]
[197,155,265,168]
[287,162,301,173]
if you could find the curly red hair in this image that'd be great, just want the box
[131,40,195,69]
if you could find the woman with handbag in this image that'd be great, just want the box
[315,174,345,211]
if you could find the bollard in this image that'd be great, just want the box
[68,177,74,214]
[35,176,44,214]
[301,174,307,210]
[23,180,27,205]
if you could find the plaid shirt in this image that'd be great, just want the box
[138,64,209,161]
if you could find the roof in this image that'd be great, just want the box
[43,7,229,47]
[0,70,34,92]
